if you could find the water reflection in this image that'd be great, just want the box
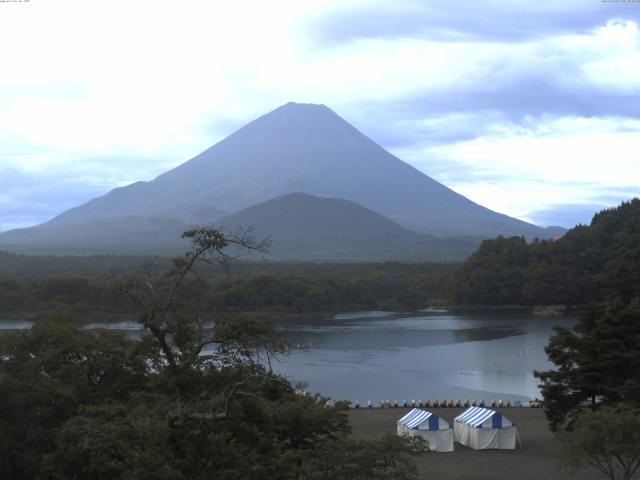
[275,310,574,404]
[0,309,573,404]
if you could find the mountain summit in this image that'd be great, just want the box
[0,102,560,257]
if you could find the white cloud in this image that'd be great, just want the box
[0,1,639,230]
[395,115,640,224]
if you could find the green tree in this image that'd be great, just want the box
[535,295,640,430]
[214,314,287,373]
[0,315,153,480]
[114,227,269,374]
[303,435,427,480]
[1,227,423,479]
[41,403,181,480]
[558,407,640,480]
[449,198,640,307]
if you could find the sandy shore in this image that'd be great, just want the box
[348,407,602,480]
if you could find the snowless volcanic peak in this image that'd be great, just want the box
[8,102,555,241]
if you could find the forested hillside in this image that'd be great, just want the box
[0,254,454,320]
[448,199,640,306]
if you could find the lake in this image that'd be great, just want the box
[0,309,573,404]
[273,309,574,404]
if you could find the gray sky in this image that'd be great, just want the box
[1,0,639,231]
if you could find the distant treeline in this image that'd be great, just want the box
[0,257,456,319]
[448,199,640,306]
[5,198,637,316]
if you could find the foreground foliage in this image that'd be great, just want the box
[558,407,640,480]
[0,228,422,479]
[536,245,640,478]
[535,295,640,430]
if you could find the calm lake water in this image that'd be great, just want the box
[273,309,575,404]
[0,309,574,404]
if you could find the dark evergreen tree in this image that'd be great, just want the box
[535,295,640,430]
[449,198,640,306]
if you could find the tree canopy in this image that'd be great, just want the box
[0,227,422,480]
[535,294,640,430]
[558,406,640,480]
[449,199,640,306]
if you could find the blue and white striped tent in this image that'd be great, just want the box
[397,408,454,452]
[454,407,517,450]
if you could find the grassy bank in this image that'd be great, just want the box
[348,408,602,480]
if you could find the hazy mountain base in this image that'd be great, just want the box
[0,193,481,261]
[0,217,192,256]
[216,193,481,261]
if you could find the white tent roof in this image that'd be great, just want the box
[454,406,513,429]
[398,408,450,431]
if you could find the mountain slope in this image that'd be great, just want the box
[36,102,554,238]
[0,217,191,255]
[216,193,480,261]
[0,193,480,260]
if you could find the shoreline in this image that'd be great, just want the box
[344,400,542,409]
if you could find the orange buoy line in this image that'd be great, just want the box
[342,398,543,409]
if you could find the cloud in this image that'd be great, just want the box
[0,167,110,232]
[528,201,633,228]
[305,0,640,44]
[280,18,640,154]
[0,1,639,232]
[389,115,640,226]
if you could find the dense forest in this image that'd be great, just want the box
[2,199,638,321]
[448,199,640,306]
[0,253,455,321]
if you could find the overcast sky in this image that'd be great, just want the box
[1,0,639,232]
